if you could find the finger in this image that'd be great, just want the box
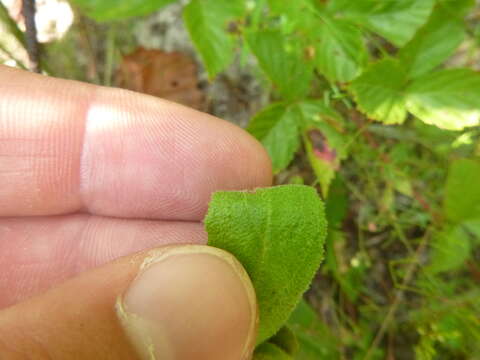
[0,245,257,360]
[0,215,206,308]
[0,65,272,219]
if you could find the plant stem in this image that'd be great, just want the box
[22,0,40,73]
[363,231,430,360]
[103,25,116,86]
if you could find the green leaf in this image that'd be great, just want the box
[267,0,318,17]
[205,185,327,344]
[247,103,300,173]
[287,300,340,359]
[406,69,480,130]
[269,327,299,356]
[183,0,245,79]
[71,0,175,21]
[329,0,435,46]
[296,101,348,197]
[444,158,480,223]
[349,59,408,124]
[399,4,466,78]
[253,343,292,360]
[427,226,471,274]
[437,0,476,17]
[246,29,313,100]
[314,16,367,82]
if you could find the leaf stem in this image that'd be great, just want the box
[22,0,41,73]
[363,231,431,360]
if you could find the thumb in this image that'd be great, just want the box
[0,245,257,360]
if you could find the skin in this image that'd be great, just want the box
[0,65,272,359]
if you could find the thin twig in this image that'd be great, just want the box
[363,232,430,360]
[21,0,40,73]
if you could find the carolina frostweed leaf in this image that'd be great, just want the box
[205,185,327,344]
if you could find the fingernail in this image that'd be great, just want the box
[116,245,257,360]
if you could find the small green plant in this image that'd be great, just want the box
[11,0,479,357]
[205,185,327,356]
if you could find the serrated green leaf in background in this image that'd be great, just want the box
[269,326,299,356]
[427,226,472,274]
[314,16,367,82]
[287,300,340,359]
[399,4,466,78]
[296,101,348,197]
[328,0,435,46]
[247,103,300,173]
[183,0,245,79]
[406,69,480,130]
[444,158,480,223]
[205,185,327,344]
[70,0,176,21]
[437,0,476,17]
[349,59,408,124]
[253,342,292,360]
[246,30,313,100]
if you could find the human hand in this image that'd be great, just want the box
[0,65,272,359]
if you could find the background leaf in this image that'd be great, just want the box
[328,0,435,46]
[253,342,292,360]
[399,4,466,78]
[314,16,367,82]
[246,29,313,100]
[427,226,472,274]
[349,59,408,124]
[444,158,480,223]
[406,69,480,130]
[183,0,245,79]
[70,0,176,21]
[205,185,327,344]
[287,300,340,359]
[296,101,348,197]
[247,103,300,173]
[269,326,299,356]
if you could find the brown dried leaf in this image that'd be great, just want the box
[116,47,205,110]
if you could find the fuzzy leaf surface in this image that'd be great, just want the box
[205,185,327,344]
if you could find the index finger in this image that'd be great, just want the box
[0,66,272,220]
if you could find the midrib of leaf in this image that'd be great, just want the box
[255,192,273,289]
